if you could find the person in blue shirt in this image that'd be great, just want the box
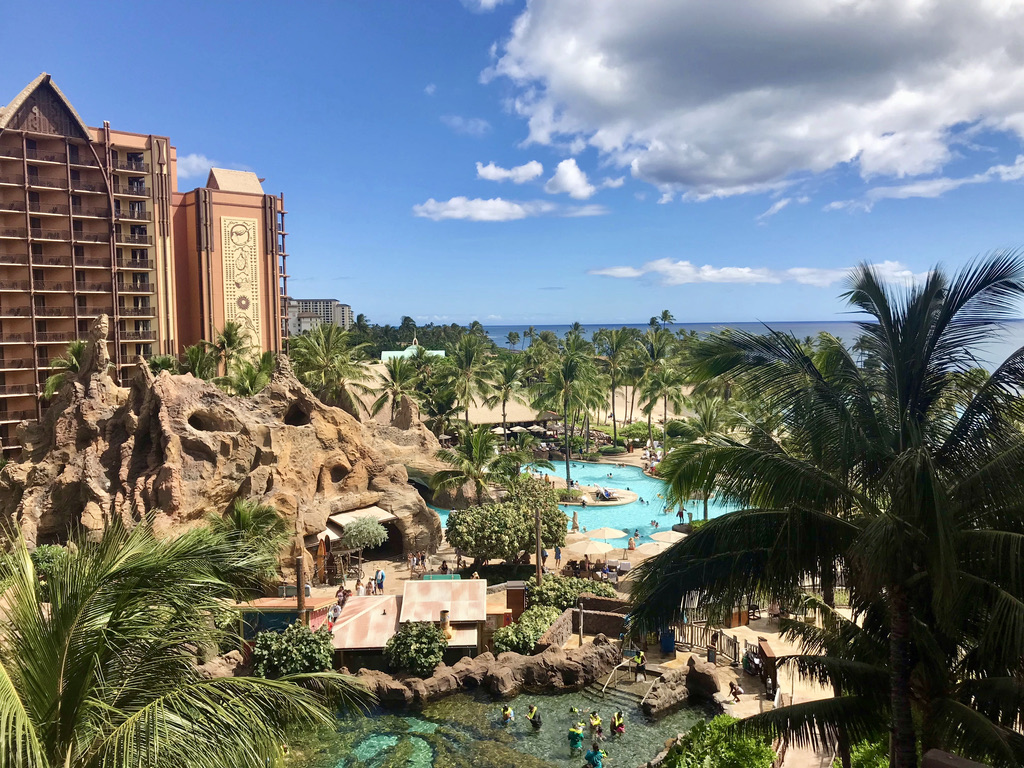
[585,744,608,767]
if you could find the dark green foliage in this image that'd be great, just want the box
[663,715,775,768]
[384,621,448,678]
[491,605,562,654]
[598,445,627,455]
[834,739,889,768]
[250,621,334,679]
[339,516,388,552]
[526,575,616,611]
[621,421,662,442]
[30,544,68,601]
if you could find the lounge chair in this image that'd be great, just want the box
[749,603,762,620]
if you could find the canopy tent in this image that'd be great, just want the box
[304,506,398,549]
[528,425,546,433]
[650,531,686,543]
[490,426,507,435]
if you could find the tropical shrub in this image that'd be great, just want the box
[662,715,774,768]
[251,621,334,679]
[557,488,582,502]
[621,421,662,442]
[492,605,562,654]
[598,445,627,455]
[384,621,448,677]
[526,575,616,611]
[339,516,388,552]
[833,739,889,768]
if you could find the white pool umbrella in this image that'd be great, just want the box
[650,531,686,543]
[490,426,507,435]
[511,425,529,433]
[635,542,669,555]
[528,425,546,433]
[585,527,628,540]
[568,539,614,557]
[565,532,589,543]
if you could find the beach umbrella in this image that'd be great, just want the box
[437,434,453,440]
[490,426,506,435]
[565,531,589,543]
[585,527,628,540]
[511,425,529,433]
[528,425,545,433]
[635,542,669,555]
[650,530,686,543]
[567,539,614,557]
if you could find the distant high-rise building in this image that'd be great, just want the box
[0,73,289,453]
[288,298,353,330]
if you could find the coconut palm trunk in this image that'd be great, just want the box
[889,586,918,768]
[610,379,618,445]
[564,403,572,488]
[502,400,508,444]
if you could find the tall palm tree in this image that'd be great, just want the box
[506,330,520,350]
[448,335,492,424]
[289,324,372,417]
[659,309,675,328]
[354,313,370,334]
[371,356,420,421]
[0,520,367,768]
[212,321,252,375]
[430,425,531,503]
[419,383,464,437]
[665,394,733,519]
[219,351,275,396]
[566,321,585,338]
[532,349,598,488]
[147,354,179,375]
[181,342,219,381]
[524,326,537,348]
[595,327,639,445]
[483,356,529,443]
[631,254,1024,768]
[42,339,86,399]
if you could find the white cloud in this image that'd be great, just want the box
[441,115,492,137]
[177,153,215,179]
[424,83,437,96]
[413,196,609,221]
[485,0,1024,199]
[830,155,1024,211]
[545,158,597,199]
[461,0,510,10]
[755,198,791,223]
[476,160,544,183]
[590,259,927,287]
[602,176,625,189]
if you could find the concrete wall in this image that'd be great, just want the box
[580,594,632,614]
[573,609,626,639]
[534,607,575,652]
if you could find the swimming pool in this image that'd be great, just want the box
[431,461,734,546]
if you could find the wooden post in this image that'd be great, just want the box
[296,555,308,625]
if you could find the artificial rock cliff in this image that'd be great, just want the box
[0,316,444,560]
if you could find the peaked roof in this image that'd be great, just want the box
[205,168,264,195]
[0,73,91,138]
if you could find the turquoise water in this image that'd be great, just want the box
[298,688,707,768]
[431,462,733,547]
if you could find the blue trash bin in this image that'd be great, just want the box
[660,629,675,654]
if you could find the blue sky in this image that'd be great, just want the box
[5,0,1024,325]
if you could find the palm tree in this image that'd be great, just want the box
[665,394,733,519]
[419,383,464,437]
[354,313,370,334]
[181,342,219,381]
[567,321,585,338]
[0,520,367,768]
[631,254,1024,768]
[212,321,252,375]
[430,424,529,503]
[207,498,290,580]
[289,324,372,417]
[371,356,420,421]
[483,356,529,442]
[594,327,638,446]
[42,339,86,399]
[448,335,492,424]
[531,348,598,488]
[524,326,537,348]
[219,350,275,396]
[147,354,179,375]
[506,330,520,350]
[660,309,675,328]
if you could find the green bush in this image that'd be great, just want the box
[251,621,334,679]
[384,621,448,678]
[620,422,663,442]
[689,519,709,532]
[557,488,582,502]
[526,575,616,611]
[492,605,562,654]
[833,739,889,768]
[598,445,627,455]
[663,715,774,768]
[31,545,69,601]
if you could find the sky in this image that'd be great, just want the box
[5,0,1024,325]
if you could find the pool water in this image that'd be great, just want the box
[291,688,707,768]
[431,462,733,547]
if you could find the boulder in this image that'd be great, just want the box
[685,656,722,701]
[357,669,414,706]
[196,650,246,679]
[641,666,689,718]
[0,316,443,563]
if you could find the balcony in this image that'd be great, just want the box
[0,175,25,186]
[27,177,68,191]
[25,148,67,164]
[118,306,155,316]
[111,159,149,173]
[73,256,109,268]
[30,229,70,242]
[70,179,106,193]
[33,281,72,291]
[0,359,33,370]
[0,200,26,213]
[35,256,72,268]
[0,384,36,396]
[34,307,74,317]
[72,205,110,218]
[114,208,151,222]
[28,202,70,216]
[120,330,155,341]
[0,228,27,239]
[116,282,154,294]
[111,183,149,197]
[36,332,73,343]
[0,333,30,343]
[115,233,152,245]
[73,232,110,244]
[0,410,36,422]
[0,281,30,291]
[0,147,23,160]
[75,281,112,292]
[116,258,153,269]
[76,307,111,317]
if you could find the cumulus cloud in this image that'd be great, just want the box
[424,83,437,96]
[756,198,791,223]
[441,115,492,137]
[485,0,1024,199]
[476,160,544,183]
[602,176,625,189]
[829,155,1024,211]
[412,196,609,221]
[545,158,597,199]
[461,0,510,10]
[590,259,926,287]
[177,153,216,179]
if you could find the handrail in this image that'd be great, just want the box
[639,678,660,707]
[600,659,631,695]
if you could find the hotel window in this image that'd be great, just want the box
[131,249,147,263]
[127,177,144,193]
[128,201,145,218]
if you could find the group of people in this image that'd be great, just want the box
[353,568,386,597]
[499,703,625,766]
[407,551,431,573]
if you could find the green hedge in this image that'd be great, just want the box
[492,605,562,654]
[662,715,774,768]
[557,488,582,501]
[251,622,334,679]
[598,445,627,455]
[385,621,448,677]
[526,575,616,610]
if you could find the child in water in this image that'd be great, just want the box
[501,705,514,724]
[611,711,625,736]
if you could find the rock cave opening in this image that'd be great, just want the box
[365,521,404,559]
[283,402,312,427]
[329,464,348,484]
[188,410,237,432]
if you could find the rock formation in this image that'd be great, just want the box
[641,657,723,718]
[0,316,443,561]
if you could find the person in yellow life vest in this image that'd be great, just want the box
[611,710,625,735]
[633,649,647,682]
[568,722,585,754]
[589,710,602,734]
[527,704,542,730]
[501,704,514,724]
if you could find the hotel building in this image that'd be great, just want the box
[288,298,353,331]
[0,73,288,452]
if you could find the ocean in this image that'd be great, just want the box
[483,320,1024,370]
